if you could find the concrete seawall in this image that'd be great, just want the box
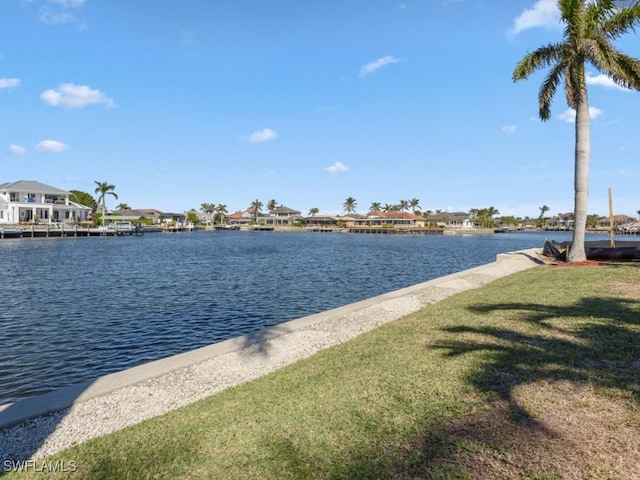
[0,248,546,462]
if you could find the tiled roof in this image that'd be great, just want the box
[367,210,424,220]
[270,206,301,215]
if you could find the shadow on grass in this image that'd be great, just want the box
[402,294,640,478]
[266,295,640,479]
[450,296,639,403]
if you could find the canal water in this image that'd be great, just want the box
[0,230,596,404]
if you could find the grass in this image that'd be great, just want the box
[4,264,640,479]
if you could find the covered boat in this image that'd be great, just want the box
[543,239,640,261]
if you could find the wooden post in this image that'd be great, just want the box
[608,187,615,248]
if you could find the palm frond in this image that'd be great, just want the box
[538,62,566,121]
[513,43,564,81]
[601,1,640,40]
[610,52,640,90]
[559,0,584,39]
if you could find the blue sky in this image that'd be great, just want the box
[1,0,639,218]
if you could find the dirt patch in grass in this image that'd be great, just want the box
[611,281,640,298]
[425,381,640,479]
[551,260,605,267]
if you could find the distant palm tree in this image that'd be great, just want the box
[308,207,319,216]
[250,199,263,222]
[513,0,640,261]
[423,209,434,226]
[382,204,394,213]
[409,198,420,214]
[586,214,600,229]
[537,205,550,229]
[487,206,499,227]
[370,202,382,212]
[398,200,409,212]
[116,203,130,211]
[200,202,214,214]
[343,197,357,215]
[267,199,278,211]
[216,203,228,225]
[200,203,215,224]
[94,181,118,226]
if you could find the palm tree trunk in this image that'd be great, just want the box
[568,90,591,262]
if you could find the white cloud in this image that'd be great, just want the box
[8,144,26,155]
[40,83,115,109]
[510,0,560,35]
[38,8,78,24]
[244,128,278,143]
[0,78,20,89]
[586,73,631,92]
[37,0,86,27]
[501,124,517,134]
[557,106,603,123]
[49,0,85,7]
[325,162,350,174]
[35,140,69,153]
[359,56,401,77]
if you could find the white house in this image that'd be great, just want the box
[0,180,92,224]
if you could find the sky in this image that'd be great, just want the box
[1,0,639,219]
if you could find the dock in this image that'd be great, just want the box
[347,227,443,235]
[0,223,144,239]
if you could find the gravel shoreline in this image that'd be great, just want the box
[0,249,545,463]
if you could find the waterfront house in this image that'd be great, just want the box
[352,210,427,228]
[224,207,302,227]
[226,209,254,227]
[102,209,156,224]
[0,180,91,224]
[303,215,340,228]
[425,212,472,228]
[545,213,574,230]
[264,206,303,226]
[159,212,187,226]
[597,214,636,230]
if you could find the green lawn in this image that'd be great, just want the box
[6,264,640,479]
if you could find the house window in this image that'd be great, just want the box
[26,193,36,203]
[10,193,18,202]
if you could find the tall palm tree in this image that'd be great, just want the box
[398,200,409,212]
[250,199,263,223]
[513,0,640,261]
[343,197,357,215]
[308,207,319,216]
[409,198,421,214]
[94,181,118,227]
[382,203,394,213]
[216,203,228,225]
[267,199,278,211]
[370,202,382,212]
